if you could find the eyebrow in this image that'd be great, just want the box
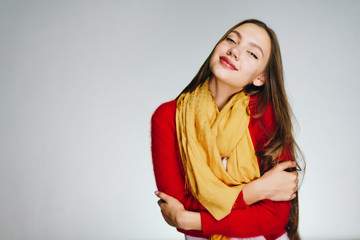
[230,30,264,57]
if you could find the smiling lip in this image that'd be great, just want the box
[219,56,238,71]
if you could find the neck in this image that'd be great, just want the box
[208,77,243,110]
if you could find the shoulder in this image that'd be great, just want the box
[151,99,177,123]
[151,99,177,134]
[248,95,276,148]
[151,100,178,147]
[249,95,276,132]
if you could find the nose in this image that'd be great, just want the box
[227,46,239,60]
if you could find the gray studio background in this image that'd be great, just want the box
[1,0,359,239]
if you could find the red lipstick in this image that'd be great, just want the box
[219,56,238,71]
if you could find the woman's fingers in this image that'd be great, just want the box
[275,160,297,171]
[155,191,168,211]
[155,191,172,203]
[154,190,187,229]
[157,199,166,207]
[261,161,299,201]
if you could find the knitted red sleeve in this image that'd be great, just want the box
[151,100,208,238]
[151,100,201,209]
[200,200,290,239]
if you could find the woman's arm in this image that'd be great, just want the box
[200,199,291,238]
[156,190,202,231]
[155,160,297,232]
[242,160,298,205]
[152,101,207,237]
[151,101,201,210]
[156,190,291,238]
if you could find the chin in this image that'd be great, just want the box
[211,67,232,81]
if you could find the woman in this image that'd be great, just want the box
[151,19,304,240]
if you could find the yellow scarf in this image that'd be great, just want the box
[176,80,260,240]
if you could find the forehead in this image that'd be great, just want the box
[230,23,271,56]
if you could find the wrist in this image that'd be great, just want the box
[256,177,270,199]
[177,210,201,230]
[176,210,187,229]
[243,178,268,205]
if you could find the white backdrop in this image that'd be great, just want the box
[1,0,359,239]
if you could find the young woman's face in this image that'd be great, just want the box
[209,23,271,90]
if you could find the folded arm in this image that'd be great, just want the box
[156,160,297,236]
[156,191,291,238]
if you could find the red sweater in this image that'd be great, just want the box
[151,97,291,240]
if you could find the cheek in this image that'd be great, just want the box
[242,59,265,74]
[213,43,227,55]
[209,56,216,72]
[209,48,222,70]
[239,60,256,75]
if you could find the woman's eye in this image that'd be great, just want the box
[248,51,258,59]
[226,37,236,44]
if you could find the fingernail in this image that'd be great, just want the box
[154,190,159,196]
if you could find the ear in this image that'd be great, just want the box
[252,73,266,87]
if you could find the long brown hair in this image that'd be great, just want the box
[177,19,305,240]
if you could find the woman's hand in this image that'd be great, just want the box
[259,161,298,201]
[155,191,201,230]
[243,161,298,205]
